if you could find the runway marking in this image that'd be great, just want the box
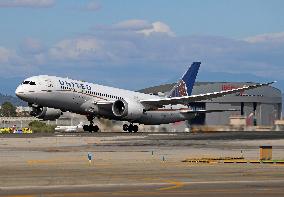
[148,133,177,136]
[157,180,185,191]
[141,178,185,191]
[2,179,284,193]
[4,195,36,197]
[4,187,284,197]
[27,157,86,165]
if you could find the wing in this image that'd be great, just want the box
[180,109,239,114]
[140,81,275,108]
[147,108,238,113]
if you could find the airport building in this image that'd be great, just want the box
[140,82,282,126]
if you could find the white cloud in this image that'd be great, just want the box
[1,18,284,90]
[85,0,101,11]
[113,19,152,31]
[0,47,15,63]
[97,19,175,37]
[21,37,44,54]
[244,32,284,43]
[137,21,175,37]
[49,37,103,60]
[0,0,55,8]
[0,46,38,77]
[43,25,284,81]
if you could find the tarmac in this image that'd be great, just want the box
[1,131,284,196]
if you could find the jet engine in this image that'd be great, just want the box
[112,99,145,120]
[30,106,62,121]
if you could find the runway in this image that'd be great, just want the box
[2,179,284,197]
[1,131,284,196]
[2,130,284,140]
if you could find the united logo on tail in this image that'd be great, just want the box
[174,80,188,97]
[169,62,201,98]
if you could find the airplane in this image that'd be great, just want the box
[55,122,84,132]
[15,62,275,132]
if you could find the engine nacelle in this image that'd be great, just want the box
[30,107,62,121]
[112,99,144,120]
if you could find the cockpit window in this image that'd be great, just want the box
[22,81,36,85]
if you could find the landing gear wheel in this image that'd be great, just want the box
[122,124,138,133]
[128,124,133,133]
[84,115,100,133]
[83,125,89,132]
[87,125,99,133]
[133,125,138,132]
[123,124,128,131]
[93,125,99,132]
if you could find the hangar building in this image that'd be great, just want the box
[140,82,282,126]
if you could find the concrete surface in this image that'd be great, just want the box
[1,132,284,196]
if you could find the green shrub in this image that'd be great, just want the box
[28,120,56,133]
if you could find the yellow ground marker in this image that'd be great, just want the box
[157,180,185,191]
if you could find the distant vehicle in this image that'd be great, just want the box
[14,129,22,134]
[55,122,84,132]
[15,62,275,133]
[0,127,32,134]
[16,128,33,134]
[0,128,12,134]
[23,128,33,133]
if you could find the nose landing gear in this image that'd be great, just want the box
[123,124,138,132]
[83,116,100,133]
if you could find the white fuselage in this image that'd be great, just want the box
[15,75,193,125]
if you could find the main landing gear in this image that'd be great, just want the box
[83,116,100,133]
[123,124,138,133]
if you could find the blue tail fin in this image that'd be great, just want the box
[168,62,201,97]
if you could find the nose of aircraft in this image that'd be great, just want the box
[15,85,24,98]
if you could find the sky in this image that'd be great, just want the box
[0,0,284,95]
